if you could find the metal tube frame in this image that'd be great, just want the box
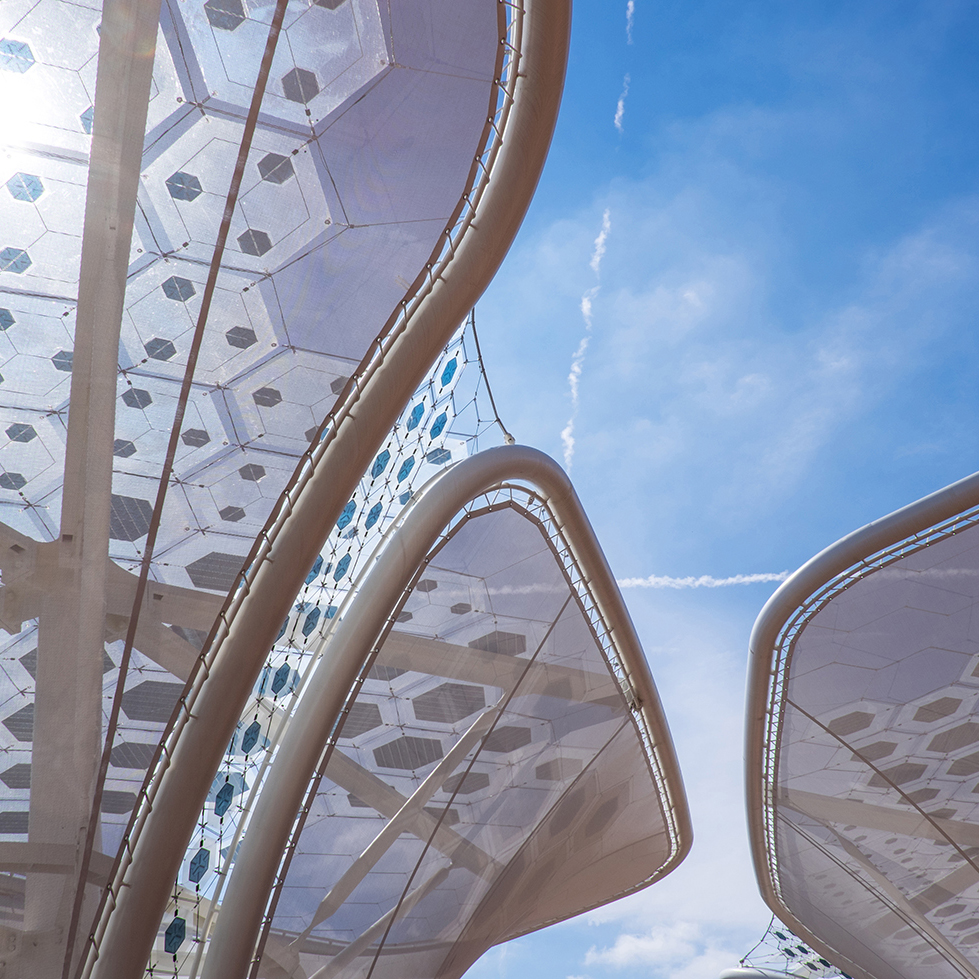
[746,468,979,979]
[201,444,691,978]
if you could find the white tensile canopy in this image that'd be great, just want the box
[747,469,979,979]
[0,1,692,977]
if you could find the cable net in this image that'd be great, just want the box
[142,314,510,976]
[741,918,851,978]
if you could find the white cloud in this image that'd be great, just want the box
[625,0,635,43]
[585,922,698,967]
[618,572,788,588]
[476,98,979,979]
[614,74,630,134]
[583,921,742,979]
[590,208,612,274]
[562,334,591,467]
[564,210,611,468]
[581,289,596,330]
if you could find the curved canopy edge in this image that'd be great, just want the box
[203,444,690,979]
[746,467,979,979]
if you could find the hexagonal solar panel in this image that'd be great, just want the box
[2,704,34,742]
[412,682,485,723]
[204,0,246,31]
[0,764,31,789]
[337,701,383,739]
[281,67,319,103]
[225,325,257,348]
[747,473,979,979]
[121,681,184,724]
[109,494,153,541]
[166,171,203,201]
[257,152,295,184]
[186,552,247,592]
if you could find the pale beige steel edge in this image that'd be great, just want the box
[746,468,979,979]
[200,444,691,979]
[82,3,573,977]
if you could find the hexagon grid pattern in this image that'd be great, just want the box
[145,321,510,973]
[248,491,677,979]
[759,515,979,979]
[0,0,513,971]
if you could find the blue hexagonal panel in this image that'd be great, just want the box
[6,173,43,202]
[337,500,356,530]
[165,171,203,202]
[271,663,291,695]
[302,607,321,637]
[333,553,351,582]
[214,781,234,817]
[0,248,31,274]
[0,39,34,73]
[188,847,210,884]
[371,449,390,478]
[430,412,447,438]
[440,358,458,387]
[52,350,73,371]
[164,916,186,954]
[397,457,415,482]
[240,720,261,754]
[305,554,324,584]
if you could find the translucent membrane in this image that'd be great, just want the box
[763,518,979,979]
[0,0,503,969]
[253,501,673,979]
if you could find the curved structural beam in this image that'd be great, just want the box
[85,5,572,977]
[202,444,690,979]
[747,468,979,979]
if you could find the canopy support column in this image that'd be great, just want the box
[24,1,160,976]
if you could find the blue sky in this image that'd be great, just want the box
[471,2,979,977]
